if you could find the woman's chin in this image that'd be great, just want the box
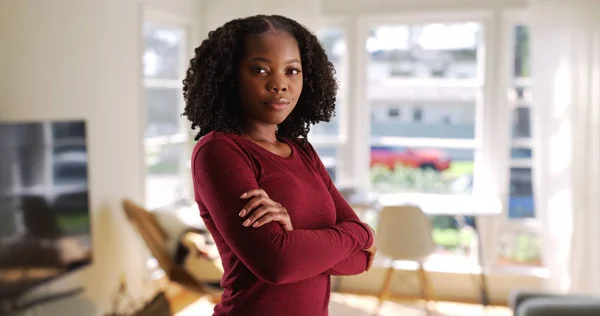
[266,115,291,126]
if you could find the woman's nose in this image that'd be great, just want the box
[268,77,288,92]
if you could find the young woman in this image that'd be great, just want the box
[183,14,377,316]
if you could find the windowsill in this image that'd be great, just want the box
[373,253,548,278]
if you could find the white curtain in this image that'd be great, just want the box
[530,0,600,295]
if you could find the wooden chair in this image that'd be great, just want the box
[121,198,221,302]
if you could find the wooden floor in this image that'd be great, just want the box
[168,287,512,316]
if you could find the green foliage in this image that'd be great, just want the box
[370,165,452,194]
[432,228,474,250]
[501,233,542,264]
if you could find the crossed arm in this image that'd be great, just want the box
[193,139,374,285]
[308,144,375,276]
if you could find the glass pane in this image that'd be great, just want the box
[311,28,346,137]
[508,167,535,218]
[431,215,476,256]
[52,121,86,139]
[514,25,530,78]
[511,106,531,138]
[368,23,480,140]
[498,231,541,266]
[319,28,346,81]
[143,23,184,80]
[367,22,481,81]
[146,143,187,209]
[146,87,182,138]
[511,147,532,159]
[314,146,338,184]
[370,146,474,194]
[371,101,476,139]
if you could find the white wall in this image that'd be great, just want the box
[201,0,323,36]
[323,0,527,15]
[0,0,200,315]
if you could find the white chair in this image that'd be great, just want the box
[376,205,436,312]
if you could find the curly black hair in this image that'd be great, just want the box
[182,14,338,141]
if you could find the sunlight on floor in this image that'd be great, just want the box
[175,292,512,316]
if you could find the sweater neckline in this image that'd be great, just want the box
[230,133,295,160]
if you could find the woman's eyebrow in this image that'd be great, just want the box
[248,57,301,64]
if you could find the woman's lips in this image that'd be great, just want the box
[264,98,290,110]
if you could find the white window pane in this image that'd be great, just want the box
[511,147,532,159]
[508,167,535,219]
[143,23,185,80]
[146,87,182,138]
[511,106,531,139]
[498,230,541,266]
[368,22,481,142]
[311,28,346,138]
[508,25,535,218]
[145,143,187,209]
[371,101,476,139]
[368,23,482,81]
[370,146,474,194]
[319,28,346,81]
[514,25,530,78]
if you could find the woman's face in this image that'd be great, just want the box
[237,30,303,127]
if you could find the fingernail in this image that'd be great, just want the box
[240,193,247,198]
[252,222,258,227]
[243,219,250,226]
[239,209,246,217]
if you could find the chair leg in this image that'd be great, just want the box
[377,264,395,312]
[417,262,434,314]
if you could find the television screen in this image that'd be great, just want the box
[0,120,92,299]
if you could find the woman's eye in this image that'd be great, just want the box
[253,67,267,74]
[288,68,301,75]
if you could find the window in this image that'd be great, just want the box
[143,20,190,209]
[310,26,347,183]
[498,23,541,266]
[388,108,400,118]
[412,107,423,122]
[366,21,483,258]
[52,121,88,186]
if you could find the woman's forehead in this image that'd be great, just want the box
[242,30,300,59]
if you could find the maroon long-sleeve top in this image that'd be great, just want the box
[191,131,373,316]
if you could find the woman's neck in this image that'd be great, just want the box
[241,124,279,144]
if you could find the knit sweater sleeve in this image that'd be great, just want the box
[303,142,374,276]
[192,137,372,285]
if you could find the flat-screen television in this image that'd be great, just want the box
[0,120,92,300]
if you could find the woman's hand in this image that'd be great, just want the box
[364,225,378,271]
[239,188,294,231]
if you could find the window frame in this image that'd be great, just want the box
[141,9,195,209]
[355,10,492,194]
[493,9,542,267]
[322,11,503,265]
[308,18,351,184]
